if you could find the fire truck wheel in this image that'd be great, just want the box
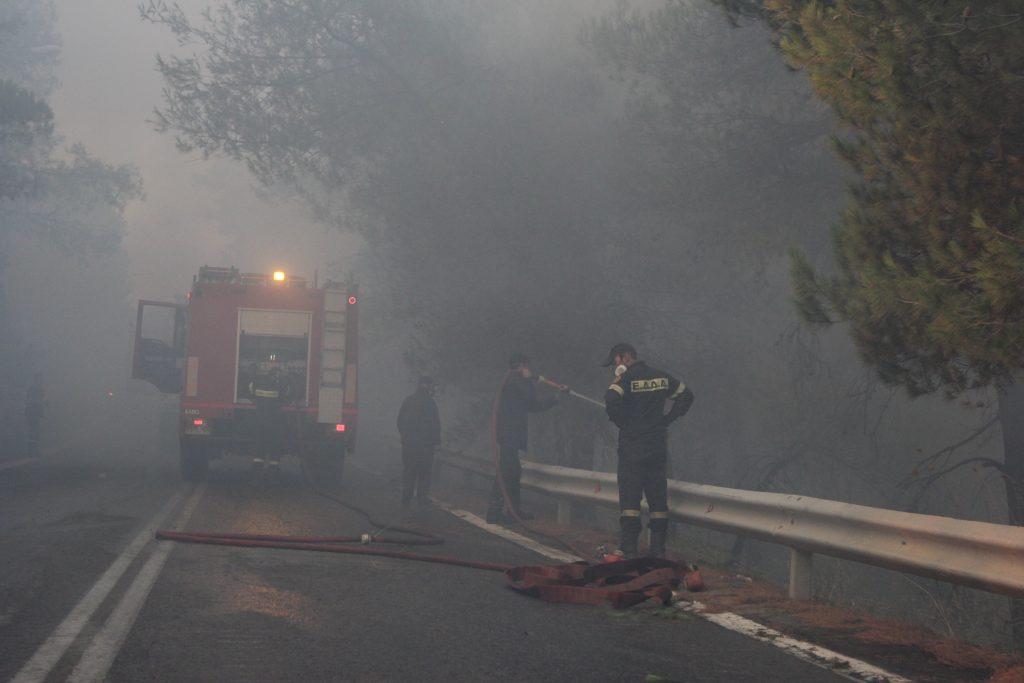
[180,442,209,481]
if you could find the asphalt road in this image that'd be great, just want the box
[1,446,845,682]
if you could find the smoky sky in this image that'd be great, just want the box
[50,0,362,302]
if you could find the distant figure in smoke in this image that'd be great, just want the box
[249,361,291,469]
[602,343,694,559]
[397,376,441,510]
[487,353,563,524]
[25,373,46,457]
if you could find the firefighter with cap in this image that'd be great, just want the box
[397,376,442,510]
[603,343,694,558]
[487,352,564,524]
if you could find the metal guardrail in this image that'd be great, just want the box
[436,449,1024,601]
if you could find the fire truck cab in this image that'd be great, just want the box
[132,266,357,482]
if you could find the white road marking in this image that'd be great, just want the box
[67,482,207,682]
[678,602,911,683]
[431,499,580,564]
[436,498,907,683]
[12,486,192,683]
[356,459,907,681]
[351,459,584,563]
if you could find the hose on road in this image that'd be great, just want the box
[297,451,444,546]
[154,530,511,572]
[306,484,443,546]
[153,530,699,606]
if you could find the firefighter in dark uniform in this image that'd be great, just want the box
[25,373,46,457]
[397,376,442,509]
[603,343,694,558]
[249,361,290,468]
[487,353,563,524]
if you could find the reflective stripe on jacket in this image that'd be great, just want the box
[604,361,692,445]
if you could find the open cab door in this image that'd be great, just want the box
[132,300,186,393]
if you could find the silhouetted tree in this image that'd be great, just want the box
[755,0,1024,646]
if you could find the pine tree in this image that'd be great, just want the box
[764,0,1024,645]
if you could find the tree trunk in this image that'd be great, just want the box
[997,382,1024,650]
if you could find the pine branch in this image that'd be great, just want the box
[898,415,1000,488]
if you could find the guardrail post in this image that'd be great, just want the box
[557,500,571,526]
[788,548,813,600]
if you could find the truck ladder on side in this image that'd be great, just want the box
[317,289,347,424]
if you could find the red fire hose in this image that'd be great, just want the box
[153,530,699,605]
[155,530,511,572]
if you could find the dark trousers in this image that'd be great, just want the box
[254,399,285,458]
[617,449,669,534]
[401,444,435,502]
[488,443,522,513]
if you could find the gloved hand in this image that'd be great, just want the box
[612,365,627,386]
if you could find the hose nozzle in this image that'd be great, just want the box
[537,375,568,392]
[536,374,605,409]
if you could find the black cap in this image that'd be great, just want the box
[601,343,637,367]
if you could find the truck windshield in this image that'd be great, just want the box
[237,333,309,404]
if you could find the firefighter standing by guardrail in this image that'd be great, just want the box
[487,353,564,524]
[603,343,694,558]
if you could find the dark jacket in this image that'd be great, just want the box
[250,370,290,403]
[398,388,441,447]
[496,375,556,451]
[604,361,694,449]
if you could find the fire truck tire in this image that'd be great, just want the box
[180,442,209,481]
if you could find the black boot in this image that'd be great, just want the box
[513,508,535,521]
[649,530,667,559]
[619,527,639,559]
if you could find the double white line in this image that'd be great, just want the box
[13,483,207,683]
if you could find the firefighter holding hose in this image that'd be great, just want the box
[603,343,694,559]
[487,353,565,524]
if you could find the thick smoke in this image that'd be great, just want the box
[0,0,1009,645]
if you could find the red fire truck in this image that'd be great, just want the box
[131,266,357,482]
